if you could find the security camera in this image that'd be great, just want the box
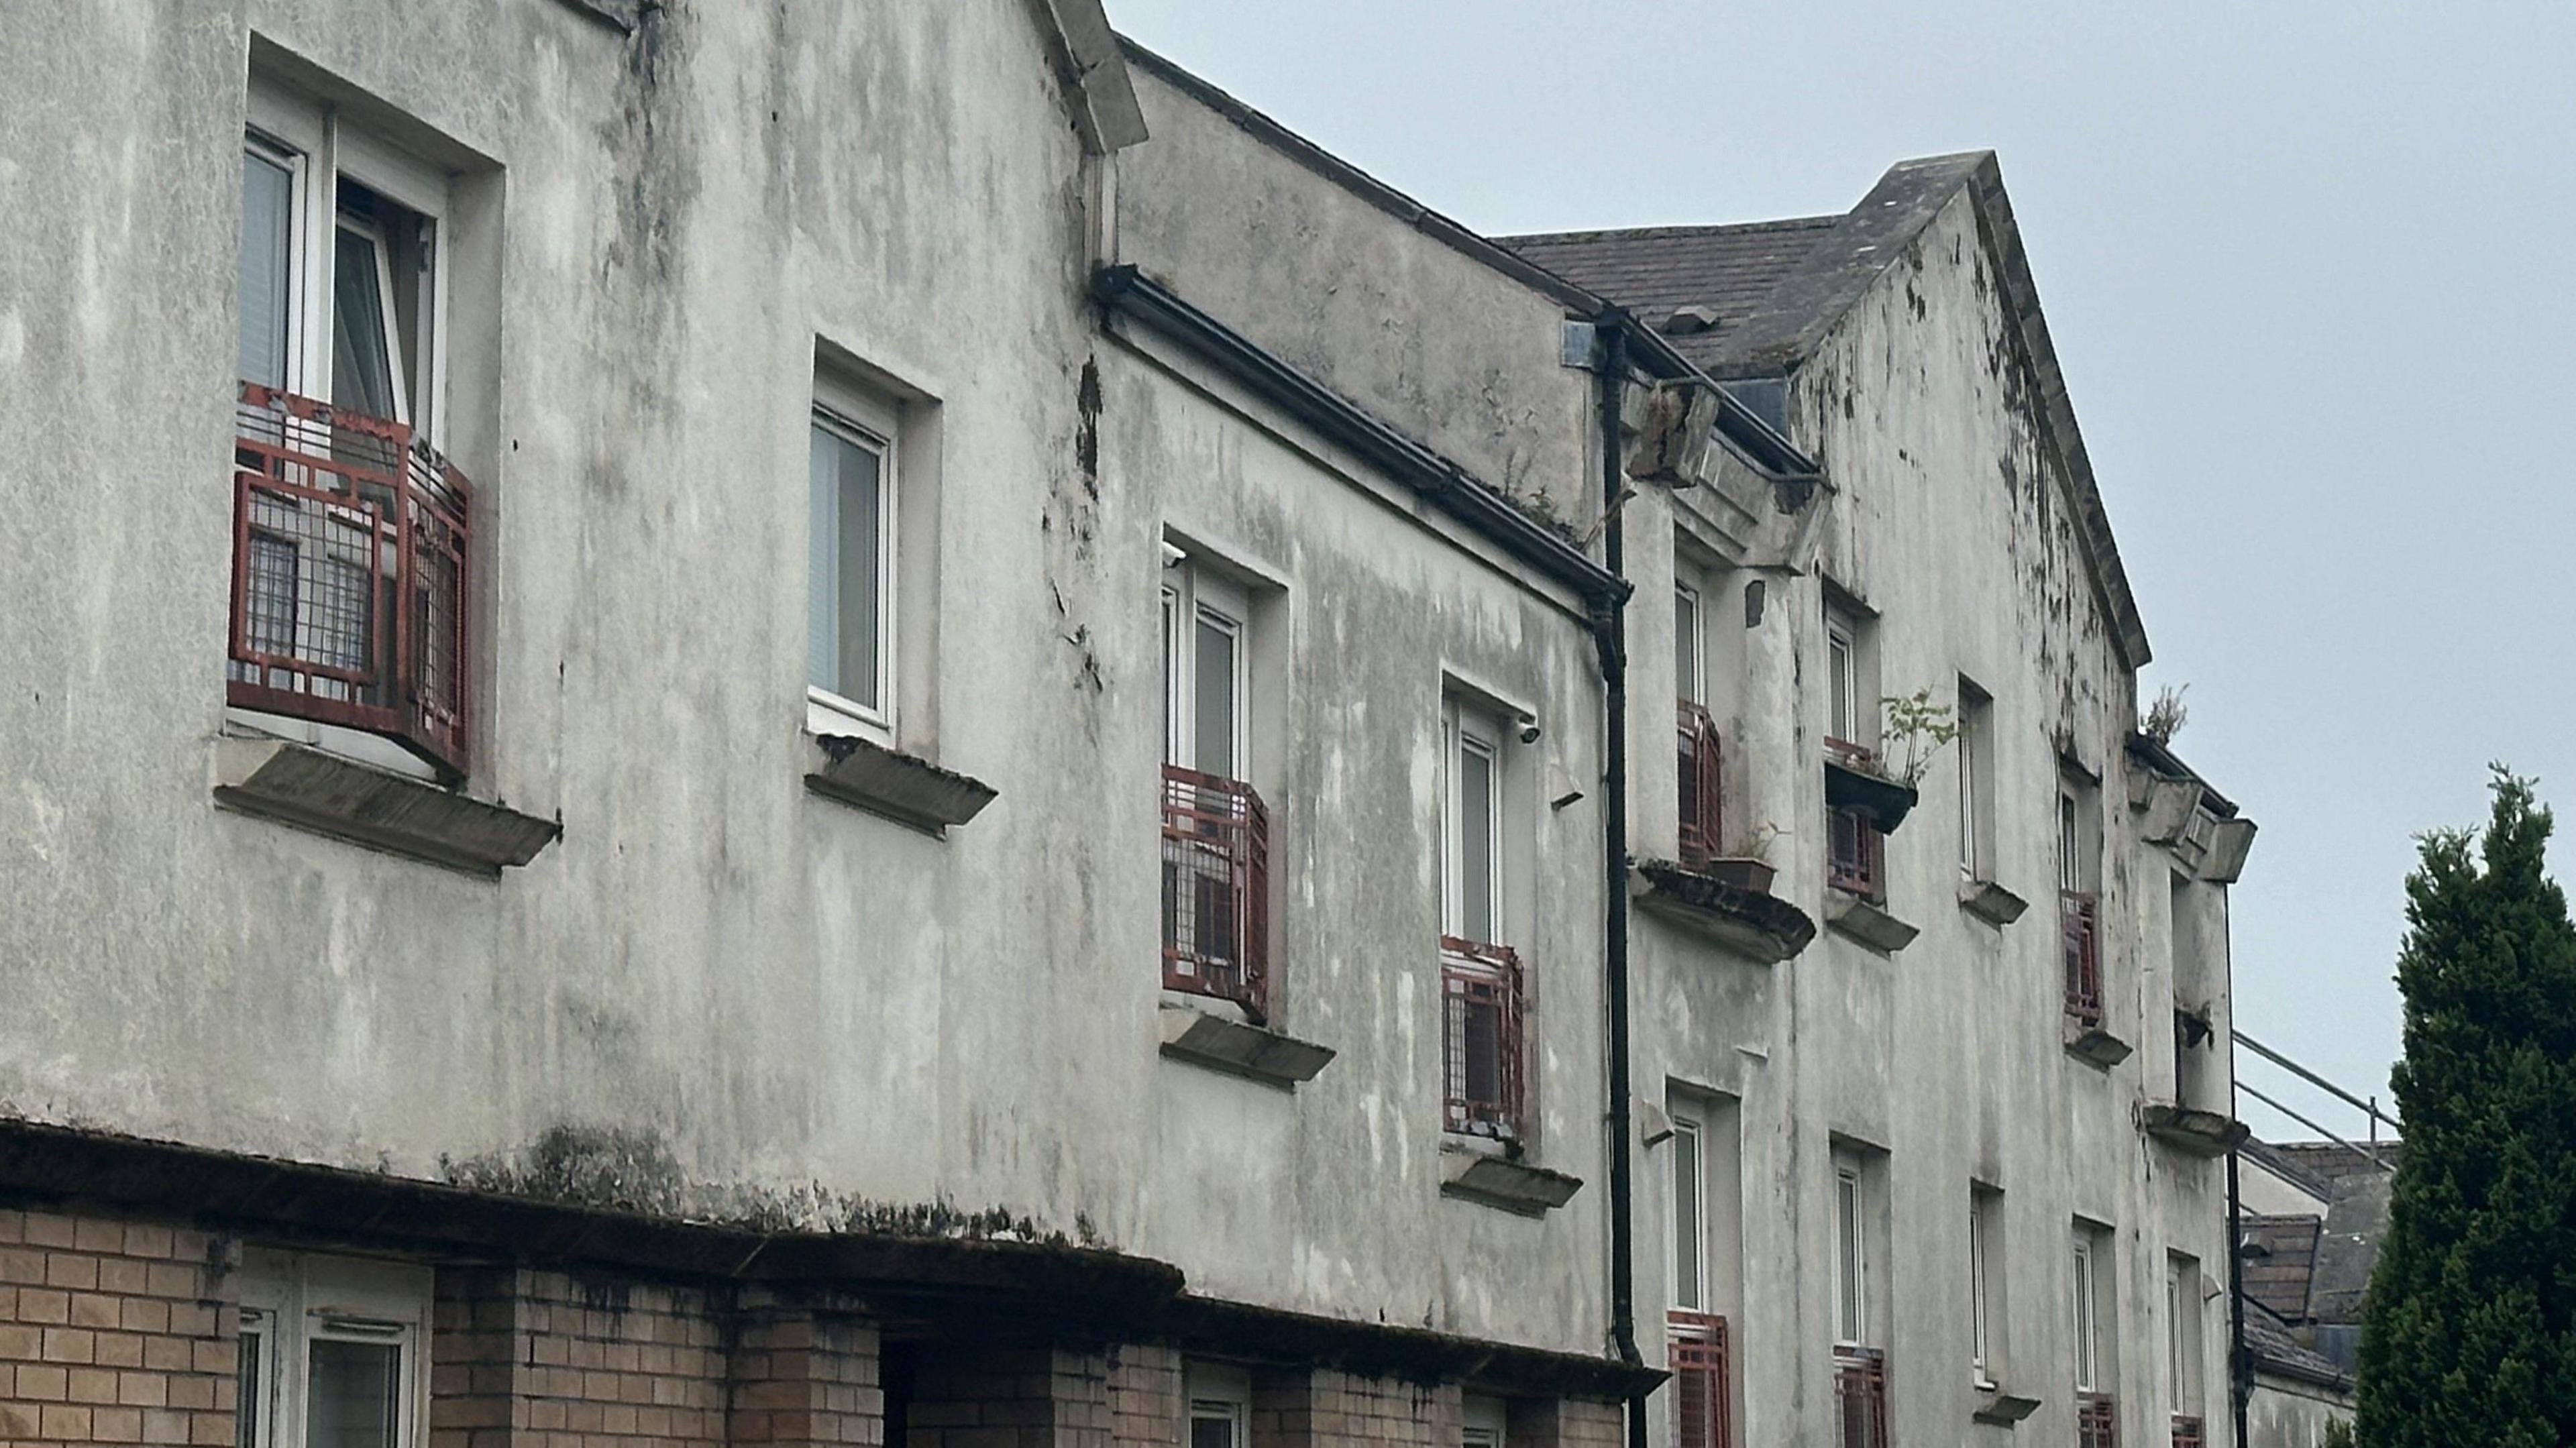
[1519,723,1543,745]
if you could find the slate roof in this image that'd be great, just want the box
[2241,1213,2324,1323]
[2244,1296,2355,1390]
[1501,154,2152,670]
[1499,218,1841,370]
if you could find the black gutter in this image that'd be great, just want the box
[1092,265,1631,609]
[1593,316,1647,1448]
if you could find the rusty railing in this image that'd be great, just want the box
[228,381,471,778]
[1830,1349,1888,1448]
[1678,702,1723,869]
[1440,937,1525,1139]
[2063,889,2103,1027]
[1161,764,1271,1020]
[2168,1416,2204,1448]
[1827,806,1884,902]
[2076,1392,2117,1448]
[1668,1311,1733,1448]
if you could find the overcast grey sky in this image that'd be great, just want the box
[1106,1,2576,1142]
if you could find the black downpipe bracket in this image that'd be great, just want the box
[1593,318,1646,1448]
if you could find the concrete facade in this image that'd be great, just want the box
[1,5,2259,1448]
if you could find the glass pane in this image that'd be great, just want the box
[1190,1418,1233,1448]
[305,1338,399,1448]
[1836,1174,1862,1340]
[239,151,293,390]
[1829,634,1852,738]
[235,1329,264,1448]
[1160,592,1177,764]
[1194,614,1236,779]
[1674,589,1700,703]
[2072,1247,2095,1388]
[331,228,399,422]
[808,425,883,708]
[1672,1124,1701,1308]
[2060,796,2080,889]
[1460,744,1495,943]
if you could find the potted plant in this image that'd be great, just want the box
[1825,689,1960,831]
[1704,822,1782,895]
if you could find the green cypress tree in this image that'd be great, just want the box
[2355,771,2576,1447]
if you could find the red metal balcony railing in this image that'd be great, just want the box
[2077,1392,2118,1448]
[1677,702,1723,869]
[2169,1415,2204,1448]
[1831,1349,1888,1448]
[1440,937,1525,1139]
[1161,764,1271,1021]
[228,382,472,779]
[2062,889,2103,1027]
[1827,805,1884,901]
[1668,1311,1733,1448]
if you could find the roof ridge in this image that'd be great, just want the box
[1501,216,1843,246]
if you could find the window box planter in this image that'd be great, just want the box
[1826,889,1919,954]
[1438,1142,1582,1216]
[1633,860,1815,965]
[1823,740,1918,832]
[1157,1002,1334,1088]
[1957,877,2029,927]
[2139,1103,2250,1158]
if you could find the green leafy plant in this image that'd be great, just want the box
[1721,820,1784,864]
[2145,683,2190,744]
[1879,688,1963,787]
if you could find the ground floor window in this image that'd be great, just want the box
[235,1251,431,1448]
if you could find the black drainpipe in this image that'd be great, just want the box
[1592,316,1646,1448]
[2228,1142,2251,1447]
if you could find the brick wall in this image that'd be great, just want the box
[0,1207,238,1448]
[1106,1345,1179,1448]
[1246,1370,1459,1448]
[729,1304,881,1448]
[430,1267,731,1448]
[1503,1398,1621,1448]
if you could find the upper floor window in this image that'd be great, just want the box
[1442,693,1524,1139]
[808,385,898,730]
[2061,773,2105,1028]
[2072,1219,2118,1447]
[1831,1144,1889,1447]
[230,81,470,779]
[1957,677,1994,881]
[1970,1184,2003,1389]
[1676,583,1723,869]
[2168,1255,2204,1432]
[1833,1159,1870,1350]
[1161,557,1269,1018]
[1826,616,1858,744]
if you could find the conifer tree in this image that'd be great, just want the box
[2355,771,2576,1447]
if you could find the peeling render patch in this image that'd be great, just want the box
[439,1124,1106,1248]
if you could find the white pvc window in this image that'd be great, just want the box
[1675,583,1705,706]
[2059,791,2082,893]
[239,80,449,441]
[1671,1111,1705,1311]
[1833,1158,1867,1348]
[1161,559,1249,781]
[1970,1190,1997,1386]
[234,1252,429,1448]
[2169,1256,2202,1414]
[2072,1233,2101,1392]
[1958,679,1992,881]
[1444,701,1504,946]
[1826,618,1858,742]
[1184,1363,1248,1448]
[1462,1395,1507,1448]
[808,396,897,729]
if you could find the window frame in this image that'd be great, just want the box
[1670,1109,1707,1312]
[1675,582,1705,706]
[1183,1362,1250,1448]
[1970,1189,1996,1388]
[1956,677,1994,881]
[234,1251,431,1448]
[2071,1233,2101,1394]
[1443,700,1505,948]
[1161,559,1250,781]
[2168,1255,2202,1416]
[1832,1160,1868,1349]
[1461,1395,1508,1448]
[1826,619,1858,744]
[806,385,901,738]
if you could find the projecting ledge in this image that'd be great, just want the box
[2063,1019,2135,1070]
[1825,889,1920,954]
[2140,1103,2251,1158]
[1158,1004,1336,1088]
[1440,1145,1585,1217]
[1972,1388,2042,1426]
[1633,860,1816,964]
[213,736,560,879]
[806,733,998,837]
[1957,878,2030,927]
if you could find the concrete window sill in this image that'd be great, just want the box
[2063,1019,2135,1070]
[1157,1003,1335,1088]
[1438,1144,1583,1216]
[1972,1388,2042,1425]
[1633,860,1816,964]
[213,736,560,879]
[805,733,997,838]
[548,0,651,33]
[1957,877,2030,928]
[1825,889,1920,954]
[2139,1102,2250,1158]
